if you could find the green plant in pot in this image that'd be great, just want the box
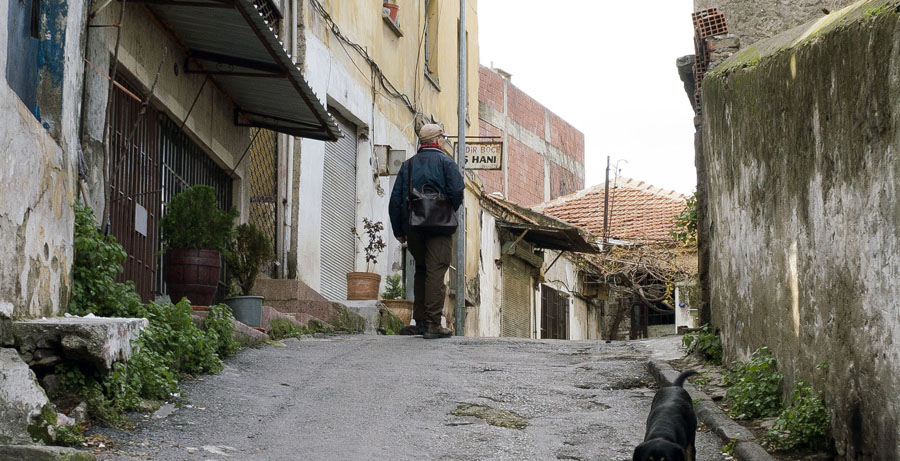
[223,223,273,327]
[381,273,412,325]
[160,185,237,306]
[346,218,385,300]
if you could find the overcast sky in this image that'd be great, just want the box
[476,1,698,195]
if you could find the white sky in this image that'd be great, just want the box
[476,1,698,195]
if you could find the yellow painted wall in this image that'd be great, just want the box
[306,0,479,142]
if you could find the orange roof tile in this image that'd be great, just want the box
[534,177,689,243]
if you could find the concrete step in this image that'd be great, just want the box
[265,299,368,333]
[252,278,329,302]
[11,317,148,370]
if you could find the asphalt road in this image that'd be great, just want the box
[93,335,725,461]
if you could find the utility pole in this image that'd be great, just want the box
[602,156,610,246]
[454,0,467,335]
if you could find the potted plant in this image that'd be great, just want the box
[159,185,237,307]
[381,273,412,325]
[223,223,273,327]
[382,2,399,22]
[346,218,385,300]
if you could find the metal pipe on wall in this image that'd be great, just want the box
[454,0,467,335]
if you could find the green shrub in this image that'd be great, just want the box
[765,380,830,451]
[70,202,142,317]
[381,273,405,300]
[670,193,697,244]
[226,223,273,296]
[207,304,240,358]
[724,346,783,418]
[682,324,723,364]
[159,185,237,252]
[69,202,241,426]
[136,300,222,375]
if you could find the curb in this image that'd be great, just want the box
[648,359,774,461]
[0,445,96,460]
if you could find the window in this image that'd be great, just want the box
[424,0,439,87]
[7,0,41,116]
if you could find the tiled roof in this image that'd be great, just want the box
[534,177,689,243]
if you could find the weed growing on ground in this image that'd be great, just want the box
[67,202,240,427]
[682,324,723,364]
[764,380,830,451]
[268,318,334,340]
[724,346,782,419]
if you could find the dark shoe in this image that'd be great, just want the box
[398,324,426,335]
[423,324,452,339]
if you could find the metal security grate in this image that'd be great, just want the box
[247,129,278,276]
[541,285,569,340]
[252,0,283,38]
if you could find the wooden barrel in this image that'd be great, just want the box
[164,249,221,306]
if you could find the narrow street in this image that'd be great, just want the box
[94,336,724,461]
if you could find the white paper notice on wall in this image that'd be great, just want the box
[135,203,148,236]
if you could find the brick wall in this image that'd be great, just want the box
[477,65,585,207]
[549,162,579,199]
[507,85,546,138]
[507,137,544,206]
[478,66,504,113]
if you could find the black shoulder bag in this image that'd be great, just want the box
[407,155,459,235]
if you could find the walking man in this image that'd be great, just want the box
[388,124,464,339]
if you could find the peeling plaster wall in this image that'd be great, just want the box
[0,0,85,319]
[470,209,502,337]
[701,2,900,457]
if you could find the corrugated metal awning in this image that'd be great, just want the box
[142,0,340,141]
[497,221,599,254]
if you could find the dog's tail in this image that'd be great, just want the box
[673,370,698,387]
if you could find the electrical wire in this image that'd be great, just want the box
[309,0,416,115]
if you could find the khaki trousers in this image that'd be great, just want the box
[406,232,452,326]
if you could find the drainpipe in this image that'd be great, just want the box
[454,0,466,335]
[282,0,298,278]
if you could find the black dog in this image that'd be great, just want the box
[633,370,698,461]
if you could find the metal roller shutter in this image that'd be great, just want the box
[501,256,532,338]
[319,112,357,300]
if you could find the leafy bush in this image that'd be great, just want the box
[226,223,273,296]
[70,202,142,317]
[724,347,783,418]
[136,300,223,375]
[67,203,241,426]
[159,185,237,252]
[381,273,405,300]
[682,324,723,364]
[765,380,830,451]
[206,304,240,358]
[671,193,697,244]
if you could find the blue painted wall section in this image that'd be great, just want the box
[36,0,69,139]
[6,0,41,118]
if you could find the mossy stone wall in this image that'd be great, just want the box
[701,1,900,458]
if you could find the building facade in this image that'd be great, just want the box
[293,0,479,302]
[477,66,584,207]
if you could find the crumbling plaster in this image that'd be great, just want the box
[701,2,900,457]
[0,0,85,319]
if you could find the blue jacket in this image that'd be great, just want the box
[388,148,464,237]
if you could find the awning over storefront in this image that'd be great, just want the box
[141,0,340,141]
[497,221,599,254]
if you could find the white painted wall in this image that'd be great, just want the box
[295,31,417,297]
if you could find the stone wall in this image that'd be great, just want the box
[701,2,900,457]
[694,0,858,48]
